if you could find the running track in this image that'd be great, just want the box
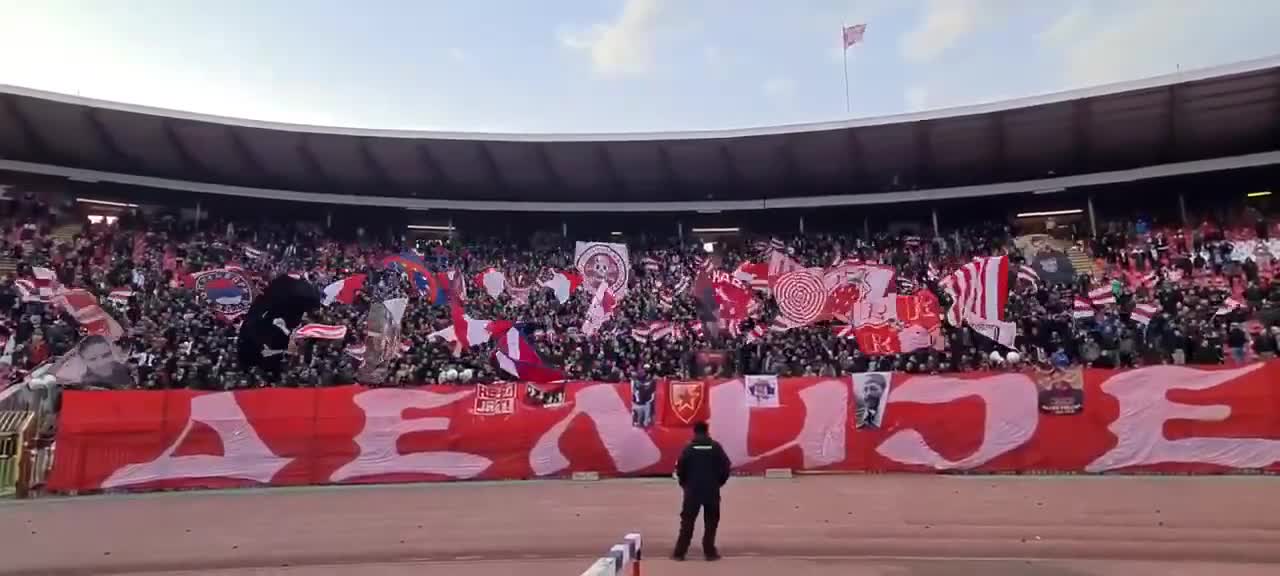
[1,475,1278,575]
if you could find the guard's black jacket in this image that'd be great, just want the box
[676,433,731,495]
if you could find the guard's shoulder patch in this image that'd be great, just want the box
[693,445,713,450]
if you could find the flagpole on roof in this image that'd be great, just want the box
[842,23,851,114]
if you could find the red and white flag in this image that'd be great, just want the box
[16,267,60,302]
[428,301,510,356]
[832,325,857,339]
[581,281,617,337]
[940,256,1010,326]
[1072,297,1096,320]
[1017,264,1040,288]
[843,23,866,49]
[743,324,768,343]
[56,289,123,341]
[1132,303,1160,326]
[940,256,1015,348]
[1216,297,1243,316]
[107,289,135,305]
[475,267,506,298]
[542,270,582,304]
[493,326,564,383]
[1089,285,1117,306]
[321,274,366,306]
[773,267,828,326]
[294,324,348,340]
[632,321,677,342]
[733,261,770,292]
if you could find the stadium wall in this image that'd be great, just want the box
[46,362,1280,493]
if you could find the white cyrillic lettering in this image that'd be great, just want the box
[1087,364,1280,472]
[876,374,1037,470]
[330,388,490,482]
[103,392,292,488]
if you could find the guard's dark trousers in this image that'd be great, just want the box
[673,492,719,558]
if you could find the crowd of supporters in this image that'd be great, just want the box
[1,193,1278,392]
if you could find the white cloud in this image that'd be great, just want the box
[900,0,982,63]
[904,85,929,111]
[1037,1,1090,48]
[1046,0,1280,88]
[762,76,795,102]
[559,0,666,77]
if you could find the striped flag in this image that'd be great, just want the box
[939,256,1010,327]
[831,325,857,339]
[16,267,61,302]
[1016,264,1040,288]
[940,256,1015,348]
[1131,303,1160,325]
[294,324,348,340]
[1072,297,1096,320]
[1215,297,1243,316]
[1089,285,1117,306]
[631,321,677,342]
[744,324,768,343]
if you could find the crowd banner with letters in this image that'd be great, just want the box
[46,362,1280,493]
[743,375,780,408]
[575,241,630,298]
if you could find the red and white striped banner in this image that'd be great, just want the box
[294,324,348,340]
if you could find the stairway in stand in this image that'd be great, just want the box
[49,224,81,245]
[1067,246,1095,278]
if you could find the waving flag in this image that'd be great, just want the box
[428,300,510,356]
[16,267,61,303]
[1017,264,1041,288]
[843,23,866,49]
[542,270,582,304]
[57,289,124,341]
[1072,297,1096,320]
[632,321,678,342]
[294,324,348,340]
[383,251,435,296]
[475,267,506,298]
[493,326,564,383]
[940,255,1016,348]
[1132,303,1160,326]
[581,281,617,336]
[322,274,366,306]
[1089,285,1117,307]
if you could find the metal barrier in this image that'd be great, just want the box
[0,410,35,498]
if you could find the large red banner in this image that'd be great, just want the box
[47,363,1280,493]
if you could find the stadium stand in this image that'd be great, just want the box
[0,57,1275,429]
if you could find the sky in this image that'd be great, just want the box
[2,0,1279,134]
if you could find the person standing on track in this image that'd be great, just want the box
[671,420,731,562]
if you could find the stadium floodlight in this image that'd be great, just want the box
[1015,209,1083,218]
[406,224,454,231]
[1247,191,1272,198]
[690,227,740,234]
[611,231,624,236]
[702,242,715,253]
[76,197,138,208]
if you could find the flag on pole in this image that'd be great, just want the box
[843,23,866,49]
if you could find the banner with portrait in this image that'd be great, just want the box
[355,297,407,385]
[1035,365,1085,415]
[852,372,892,429]
[574,241,630,298]
[51,335,136,390]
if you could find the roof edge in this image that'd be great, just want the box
[2,55,1278,143]
[4,151,1276,213]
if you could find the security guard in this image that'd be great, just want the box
[671,420,731,561]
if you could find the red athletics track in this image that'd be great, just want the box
[1,475,1279,576]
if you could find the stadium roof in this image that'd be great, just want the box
[1,56,1279,212]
